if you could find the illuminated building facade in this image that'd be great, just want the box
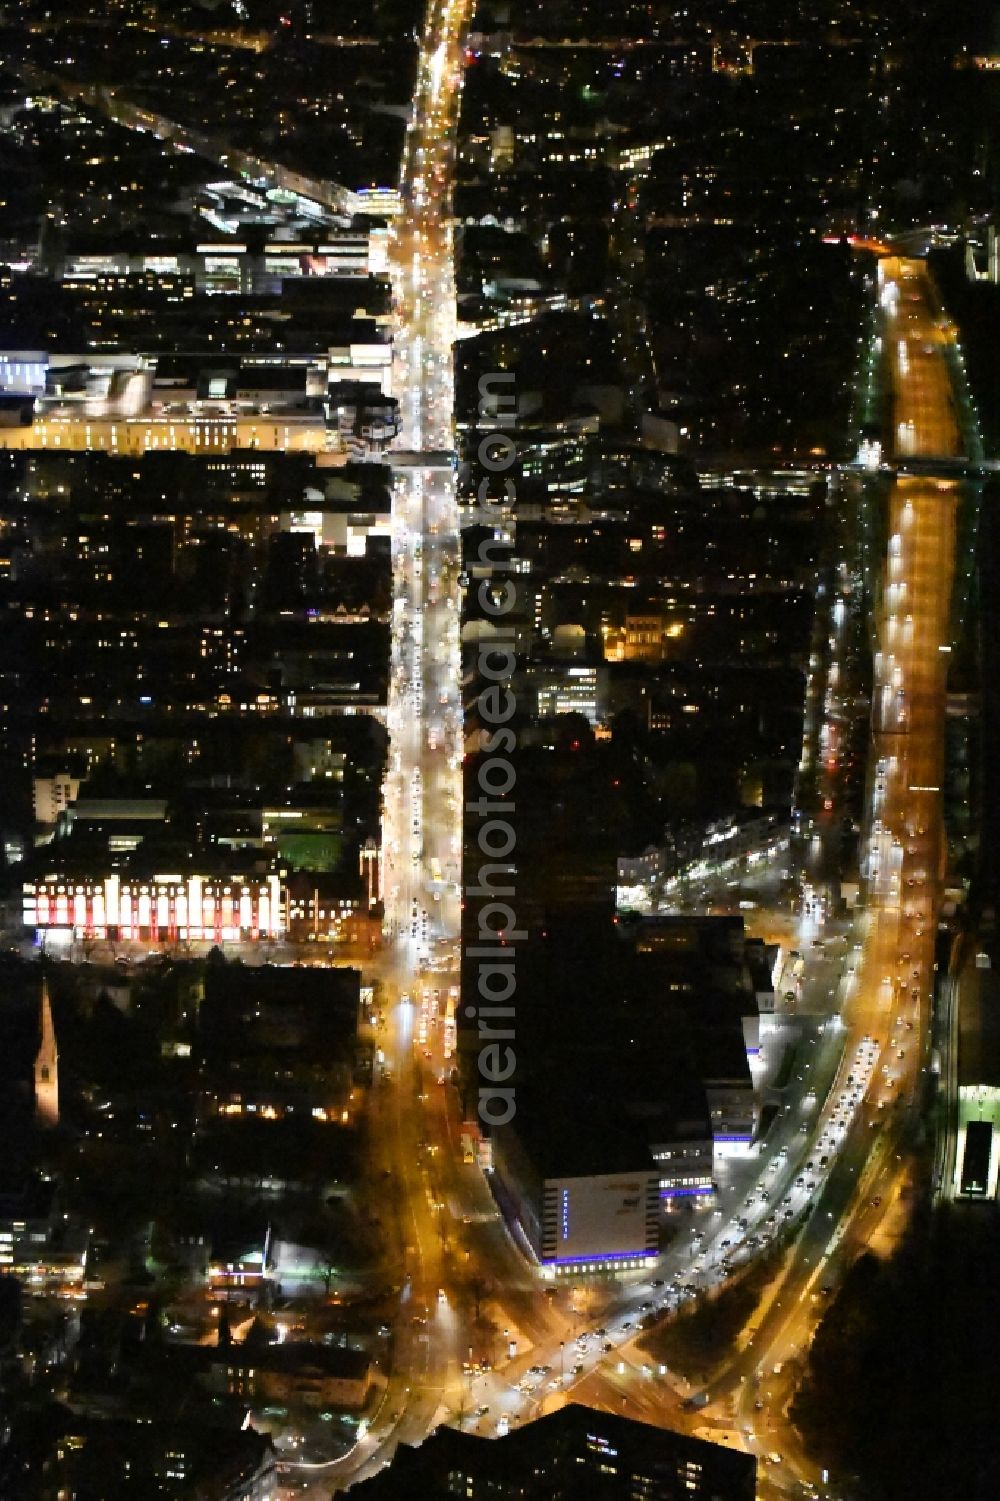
[0,1176,89,1295]
[23,874,284,944]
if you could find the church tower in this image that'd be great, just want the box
[34,976,59,1128]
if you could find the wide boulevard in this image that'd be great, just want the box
[336,22,969,1494]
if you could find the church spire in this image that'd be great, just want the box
[34,974,59,1128]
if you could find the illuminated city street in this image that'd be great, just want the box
[679,255,964,1495]
[354,248,969,1498]
[381,0,468,955]
[435,253,968,1499]
[328,0,474,1488]
[0,5,996,1499]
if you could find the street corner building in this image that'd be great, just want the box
[341,1401,756,1500]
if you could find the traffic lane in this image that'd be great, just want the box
[380,0,477,1460]
[382,1002,457,1282]
[418,1073,574,1345]
[719,262,959,1476]
[732,1147,917,1476]
[739,1079,901,1347]
[507,1110,882,1434]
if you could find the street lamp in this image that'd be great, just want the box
[559,1340,564,1384]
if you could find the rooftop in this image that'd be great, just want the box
[348,1402,756,1499]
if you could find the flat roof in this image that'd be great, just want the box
[958,965,1000,1088]
[501,1087,656,1180]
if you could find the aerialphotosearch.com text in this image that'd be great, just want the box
[467,372,521,1129]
